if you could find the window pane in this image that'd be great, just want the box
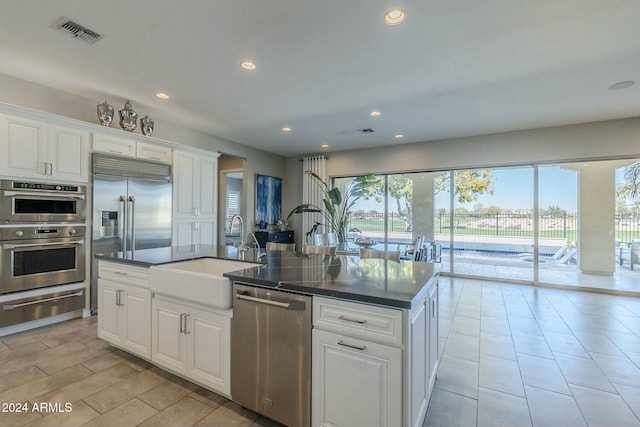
[452,166,534,281]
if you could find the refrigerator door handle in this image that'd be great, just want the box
[129,195,136,251]
[119,195,127,252]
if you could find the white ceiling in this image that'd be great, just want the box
[2,1,640,157]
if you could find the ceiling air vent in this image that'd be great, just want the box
[56,19,102,44]
[359,128,375,134]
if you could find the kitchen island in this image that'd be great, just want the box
[95,246,440,427]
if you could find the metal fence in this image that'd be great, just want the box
[348,212,640,242]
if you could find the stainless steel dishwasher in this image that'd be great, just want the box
[231,282,311,427]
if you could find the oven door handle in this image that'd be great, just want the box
[3,290,84,310]
[2,239,85,250]
[3,191,85,200]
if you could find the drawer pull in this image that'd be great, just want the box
[338,315,367,325]
[3,290,83,310]
[115,271,129,276]
[338,340,366,351]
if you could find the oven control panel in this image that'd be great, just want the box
[0,225,86,241]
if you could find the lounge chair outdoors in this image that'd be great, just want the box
[518,245,575,264]
[619,241,640,270]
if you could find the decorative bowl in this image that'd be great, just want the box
[354,237,376,247]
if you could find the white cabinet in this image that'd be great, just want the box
[48,125,90,181]
[406,279,439,427]
[0,115,89,182]
[313,328,402,427]
[313,297,404,427]
[93,133,173,164]
[173,150,220,246]
[97,261,151,359]
[313,278,439,427]
[92,133,136,157]
[136,141,173,163]
[152,295,231,396]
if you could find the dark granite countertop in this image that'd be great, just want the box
[94,244,264,267]
[224,251,440,309]
[95,246,440,309]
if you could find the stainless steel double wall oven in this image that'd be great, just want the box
[0,179,87,328]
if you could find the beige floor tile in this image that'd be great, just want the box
[80,398,157,427]
[0,342,49,364]
[0,409,43,427]
[40,327,97,349]
[525,385,587,427]
[137,378,198,411]
[83,369,168,414]
[0,342,87,377]
[422,388,477,427]
[0,366,48,394]
[138,396,214,427]
[193,401,259,427]
[0,364,93,403]
[189,387,229,409]
[0,326,56,350]
[477,387,531,427]
[570,383,640,427]
[32,363,139,404]
[26,400,99,427]
[36,346,109,375]
[81,351,132,373]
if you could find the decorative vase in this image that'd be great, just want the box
[119,100,138,132]
[140,115,154,136]
[96,101,114,127]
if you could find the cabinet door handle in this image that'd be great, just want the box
[337,340,366,351]
[183,314,190,335]
[432,299,435,317]
[338,315,367,325]
[179,313,185,333]
[115,289,121,306]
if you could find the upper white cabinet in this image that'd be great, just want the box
[0,115,89,182]
[93,133,173,164]
[136,141,173,163]
[92,132,136,157]
[173,149,220,245]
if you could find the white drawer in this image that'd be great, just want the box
[136,142,172,163]
[313,297,403,346]
[98,261,149,288]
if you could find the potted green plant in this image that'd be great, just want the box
[286,171,379,243]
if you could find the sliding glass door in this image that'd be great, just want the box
[450,166,534,282]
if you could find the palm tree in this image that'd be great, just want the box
[619,161,640,200]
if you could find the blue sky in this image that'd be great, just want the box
[352,163,635,214]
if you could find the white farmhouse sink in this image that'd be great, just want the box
[149,258,258,309]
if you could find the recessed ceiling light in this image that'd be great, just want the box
[608,80,635,90]
[241,60,257,71]
[282,127,292,132]
[384,9,406,25]
[156,92,170,99]
[394,134,404,139]
[321,144,329,148]
[370,110,381,117]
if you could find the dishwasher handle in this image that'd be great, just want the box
[235,291,306,310]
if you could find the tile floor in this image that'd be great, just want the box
[424,277,640,427]
[0,316,282,427]
[0,277,639,426]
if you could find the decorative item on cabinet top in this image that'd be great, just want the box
[119,100,138,132]
[97,101,114,127]
[140,115,154,136]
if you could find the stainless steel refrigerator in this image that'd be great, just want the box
[90,153,172,312]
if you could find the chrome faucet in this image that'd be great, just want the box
[250,232,266,260]
[230,214,245,248]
